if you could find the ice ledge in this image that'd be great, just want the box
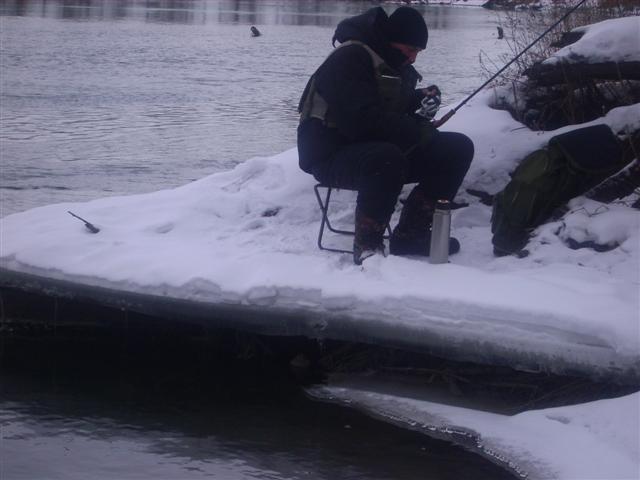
[308,386,640,480]
[2,266,638,385]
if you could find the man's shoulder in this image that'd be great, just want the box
[324,42,376,68]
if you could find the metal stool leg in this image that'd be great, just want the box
[313,184,392,255]
[314,184,353,254]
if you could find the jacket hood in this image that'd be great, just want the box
[332,7,408,69]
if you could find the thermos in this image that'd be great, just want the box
[429,200,451,264]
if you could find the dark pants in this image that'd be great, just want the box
[312,131,474,223]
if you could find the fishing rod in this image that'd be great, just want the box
[433,0,590,128]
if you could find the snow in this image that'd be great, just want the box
[545,16,640,65]
[0,15,639,479]
[310,386,640,480]
[1,104,638,372]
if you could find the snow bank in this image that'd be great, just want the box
[1,95,638,381]
[545,16,640,65]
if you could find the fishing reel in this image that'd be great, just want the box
[417,85,441,121]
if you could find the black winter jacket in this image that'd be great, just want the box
[297,7,432,175]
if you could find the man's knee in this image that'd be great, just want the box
[451,132,474,171]
[460,133,474,160]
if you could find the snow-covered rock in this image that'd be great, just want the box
[545,15,640,65]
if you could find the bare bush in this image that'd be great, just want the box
[483,0,639,83]
[482,0,639,130]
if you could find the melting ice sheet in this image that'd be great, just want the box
[309,385,640,480]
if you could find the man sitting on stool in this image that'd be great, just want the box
[297,6,473,265]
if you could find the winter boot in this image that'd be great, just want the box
[389,186,460,256]
[353,208,387,266]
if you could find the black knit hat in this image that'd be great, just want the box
[386,7,428,49]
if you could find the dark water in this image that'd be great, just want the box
[0,0,507,216]
[0,305,515,480]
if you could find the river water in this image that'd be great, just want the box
[0,1,516,478]
[0,0,509,217]
[0,309,516,480]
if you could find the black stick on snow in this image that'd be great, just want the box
[68,211,100,233]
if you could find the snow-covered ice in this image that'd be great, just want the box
[5,92,637,378]
[310,385,640,480]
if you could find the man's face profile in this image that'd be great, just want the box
[389,42,424,65]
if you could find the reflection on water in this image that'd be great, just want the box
[1,0,369,25]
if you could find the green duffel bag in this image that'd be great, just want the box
[491,124,628,256]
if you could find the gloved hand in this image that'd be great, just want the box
[417,85,441,120]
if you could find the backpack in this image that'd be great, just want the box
[491,124,627,256]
